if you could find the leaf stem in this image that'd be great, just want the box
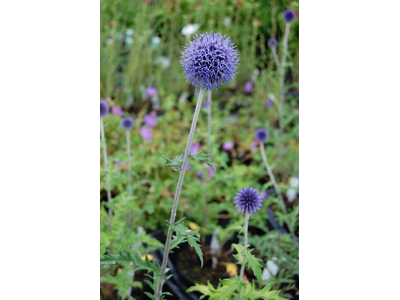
[259,143,298,247]
[155,88,205,300]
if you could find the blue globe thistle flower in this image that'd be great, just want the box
[100,100,109,118]
[267,38,278,47]
[283,10,296,23]
[255,128,269,143]
[120,117,134,131]
[234,187,263,215]
[181,32,240,90]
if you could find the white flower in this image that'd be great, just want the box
[223,17,231,27]
[155,56,171,68]
[181,24,200,36]
[152,36,161,45]
[262,259,279,280]
[286,177,299,202]
[126,28,134,36]
[125,37,133,45]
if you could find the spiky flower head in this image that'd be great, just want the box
[100,101,109,118]
[283,10,296,23]
[267,38,278,47]
[255,128,269,143]
[120,117,134,131]
[234,187,263,215]
[181,32,240,90]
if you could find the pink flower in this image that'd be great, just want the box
[223,141,234,151]
[111,106,123,116]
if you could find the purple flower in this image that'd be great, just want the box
[255,128,269,143]
[111,106,123,116]
[244,82,253,94]
[100,101,109,118]
[204,100,209,109]
[283,10,296,23]
[186,162,191,171]
[191,142,200,155]
[114,161,122,166]
[223,141,234,151]
[145,87,158,98]
[143,113,158,128]
[265,99,273,107]
[262,191,268,199]
[207,163,216,178]
[234,187,263,215]
[140,126,152,142]
[181,32,240,90]
[267,38,278,47]
[197,171,204,179]
[120,117,134,131]
[250,141,259,151]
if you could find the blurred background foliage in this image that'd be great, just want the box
[100,0,299,107]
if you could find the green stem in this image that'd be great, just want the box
[155,88,205,300]
[259,143,298,248]
[100,117,113,253]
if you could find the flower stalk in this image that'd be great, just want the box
[278,23,291,136]
[155,88,205,300]
[100,118,113,235]
[259,143,298,247]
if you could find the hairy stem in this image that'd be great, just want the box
[260,143,298,247]
[239,213,249,298]
[272,47,280,69]
[100,118,112,235]
[278,23,291,136]
[155,88,205,300]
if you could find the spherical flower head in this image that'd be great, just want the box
[265,99,273,107]
[255,128,269,143]
[181,32,240,90]
[100,101,109,118]
[244,82,253,94]
[234,187,263,215]
[140,126,152,142]
[111,106,123,116]
[145,87,158,98]
[267,38,278,47]
[223,141,234,151]
[120,117,134,131]
[143,112,158,128]
[283,10,296,23]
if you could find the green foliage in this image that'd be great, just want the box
[101,250,161,275]
[232,243,263,288]
[167,218,204,267]
[187,277,287,300]
[162,151,215,172]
